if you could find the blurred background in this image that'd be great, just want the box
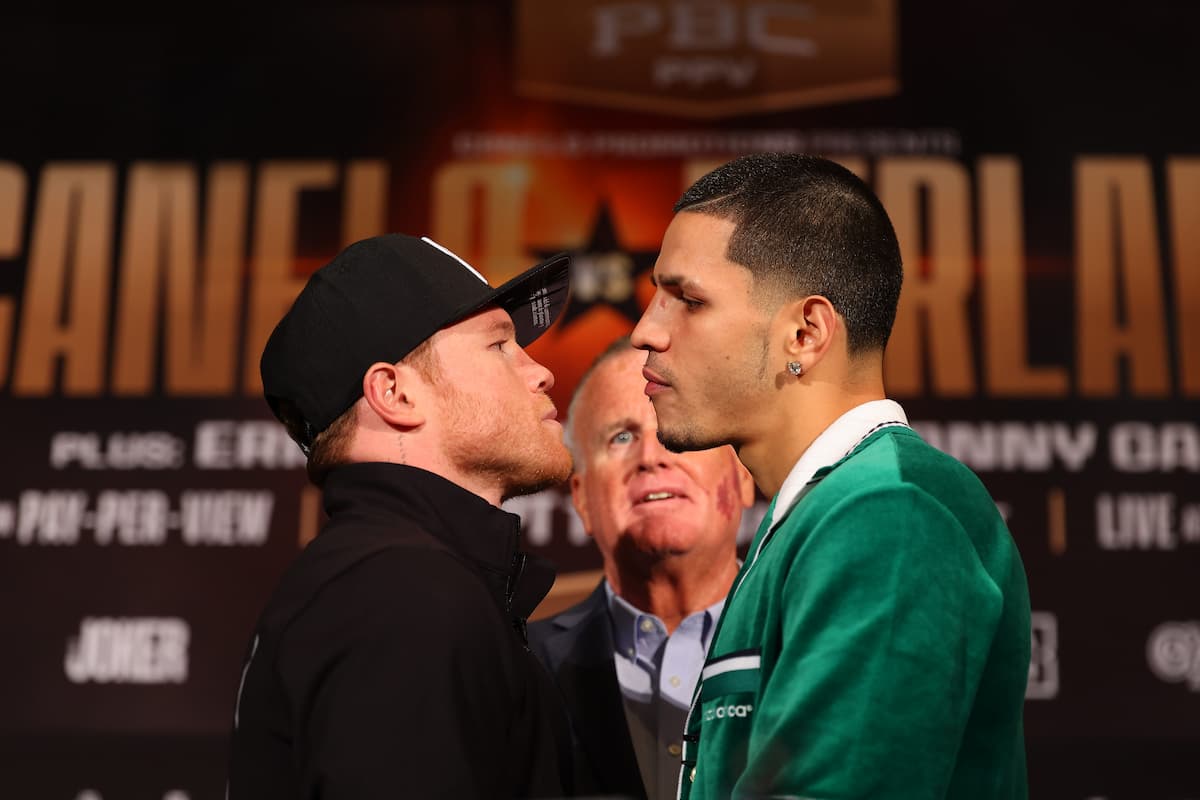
[0,1,1197,798]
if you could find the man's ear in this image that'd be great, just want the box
[569,471,593,538]
[780,294,839,365]
[361,362,427,430]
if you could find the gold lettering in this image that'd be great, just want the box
[1076,158,1170,396]
[13,163,115,395]
[1167,158,1200,397]
[172,163,248,394]
[877,157,975,396]
[111,164,191,394]
[342,160,388,246]
[243,161,337,392]
[979,157,1067,396]
[431,162,531,284]
[111,163,248,395]
[0,162,25,386]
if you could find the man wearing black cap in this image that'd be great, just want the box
[227,234,575,799]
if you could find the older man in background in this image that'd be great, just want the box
[529,336,756,800]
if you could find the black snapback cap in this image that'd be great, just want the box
[261,234,570,454]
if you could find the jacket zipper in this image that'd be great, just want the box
[506,549,529,643]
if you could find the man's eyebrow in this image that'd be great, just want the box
[484,318,516,337]
[598,417,641,439]
[654,273,700,291]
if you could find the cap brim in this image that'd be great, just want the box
[467,252,571,347]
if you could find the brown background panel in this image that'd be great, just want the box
[0,1,1198,797]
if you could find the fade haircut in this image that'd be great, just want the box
[675,153,903,353]
[563,335,637,463]
[305,337,441,486]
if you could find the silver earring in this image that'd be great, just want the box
[787,361,803,377]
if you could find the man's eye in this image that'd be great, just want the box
[491,340,507,351]
[681,297,703,310]
[610,430,634,445]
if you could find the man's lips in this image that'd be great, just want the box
[630,486,688,506]
[642,366,670,397]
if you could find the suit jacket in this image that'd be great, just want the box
[528,582,647,800]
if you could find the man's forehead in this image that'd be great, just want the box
[652,242,750,290]
[447,306,514,335]
[591,348,646,388]
[578,351,648,424]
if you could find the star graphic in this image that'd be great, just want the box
[534,202,658,328]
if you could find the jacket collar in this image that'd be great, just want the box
[549,581,611,631]
[320,462,554,620]
[536,582,648,800]
[767,399,910,531]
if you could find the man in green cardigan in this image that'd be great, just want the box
[631,153,1031,800]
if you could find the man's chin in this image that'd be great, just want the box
[501,446,572,501]
[617,529,696,564]
[657,426,725,454]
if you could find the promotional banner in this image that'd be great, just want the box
[0,2,1196,798]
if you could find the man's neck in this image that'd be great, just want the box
[347,436,504,507]
[739,382,886,499]
[607,554,739,635]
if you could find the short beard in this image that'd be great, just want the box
[653,326,770,454]
[500,464,570,502]
[655,420,731,454]
[440,383,573,502]
[449,433,572,502]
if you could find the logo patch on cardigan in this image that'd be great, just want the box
[704,702,754,722]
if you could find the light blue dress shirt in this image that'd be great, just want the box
[605,583,725,800]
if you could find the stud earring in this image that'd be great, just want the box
[787,361,803,377]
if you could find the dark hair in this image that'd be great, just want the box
[675,154,902,353]
[306,404,357,486]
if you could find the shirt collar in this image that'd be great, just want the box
[767,399,910,531]
[604,581,725,661]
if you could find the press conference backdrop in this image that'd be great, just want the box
[0,2,1196,798]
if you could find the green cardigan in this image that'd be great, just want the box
[680,425,1030,800]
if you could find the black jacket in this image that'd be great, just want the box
[227,462,571,799]
[527,583,646,800]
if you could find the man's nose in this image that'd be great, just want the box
[636,427,671,471]
[520,347,555,393]
[631,295,669,353]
